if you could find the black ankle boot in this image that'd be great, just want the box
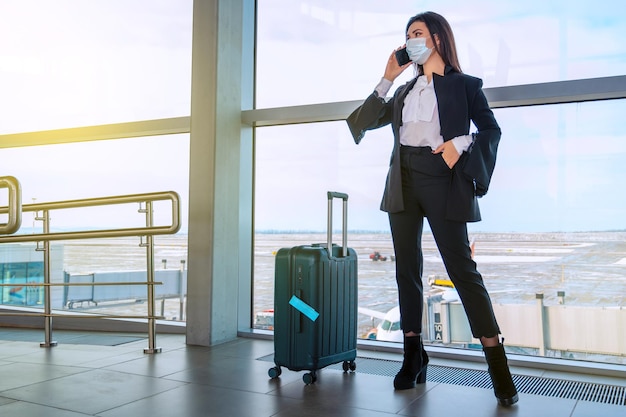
[394,335,429,390]
[483,342,519,406]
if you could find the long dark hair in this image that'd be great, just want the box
[406,11,462,73]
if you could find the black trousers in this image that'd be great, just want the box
[388,145,500,339]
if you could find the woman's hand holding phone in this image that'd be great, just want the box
[395,47,411,66]
[384,46,412,82]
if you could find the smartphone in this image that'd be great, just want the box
[395,47,411,66]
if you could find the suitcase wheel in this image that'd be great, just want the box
[268,366,282,379]
[302,371,317,385]
[342,360,356,372]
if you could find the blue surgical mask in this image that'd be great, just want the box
[406,37,432,65]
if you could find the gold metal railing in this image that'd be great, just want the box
[0,176,22,234]
[0,176,181,353]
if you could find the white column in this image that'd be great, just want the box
[186,0,254,346]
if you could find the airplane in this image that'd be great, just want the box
[358,278,459,343]
[359,305,402,342]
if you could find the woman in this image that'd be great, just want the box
[347,12,518,406]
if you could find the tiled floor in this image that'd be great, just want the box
[0,330,624,417]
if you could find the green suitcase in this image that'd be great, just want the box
[268,192,358,384]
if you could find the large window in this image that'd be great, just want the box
[0,1,192,322]
[254,2,626,365]
[257,1,626,107]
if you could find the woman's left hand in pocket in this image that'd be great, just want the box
[433,141,460,169]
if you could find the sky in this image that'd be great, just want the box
[0,1,625,233]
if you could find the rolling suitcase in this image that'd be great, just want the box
[268,191,358,384]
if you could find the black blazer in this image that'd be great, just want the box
[346,66,501,222]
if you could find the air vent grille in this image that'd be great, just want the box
[258,355,625,406]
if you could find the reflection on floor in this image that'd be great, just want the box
[0,329,624,417]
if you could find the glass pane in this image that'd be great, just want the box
[0,135,190,321]
[257,1,626,107]
[253,100,626,365]
[0,1,192,133]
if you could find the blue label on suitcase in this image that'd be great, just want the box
[289,295,319,321]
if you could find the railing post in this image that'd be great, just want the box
[37,209,57,348]
[141,201,161,354]
[179,259,186,321]
[536,293,546,356]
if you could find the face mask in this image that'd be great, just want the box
[406,37,432,65]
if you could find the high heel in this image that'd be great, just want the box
[483,340,519,406]
[415,345,429,383]
[394,335,429,390]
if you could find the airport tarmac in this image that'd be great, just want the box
[58,232,626,326]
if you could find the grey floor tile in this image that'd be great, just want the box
[77,348,149,369]
[0,396,17,406]
[571,400,626,417]
[0,341,44,360]
[103,349,214,378]
[0,362,89,391]
[398,383,578,417]
[273,403,400,417]
[0,368,186,415]
[97,383,301,417]
[103,342,255,379]
[199,337,276,360]
[164,354,302,393]
[268,369,432,415]
[0,401,93,417]
[103,350,196,378]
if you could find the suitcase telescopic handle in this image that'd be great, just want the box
[327,191,348,258]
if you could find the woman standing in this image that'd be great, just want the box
[347,11,518,406]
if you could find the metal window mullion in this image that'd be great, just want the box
[242,75,626,127]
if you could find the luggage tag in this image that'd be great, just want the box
[289,295,319,322]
